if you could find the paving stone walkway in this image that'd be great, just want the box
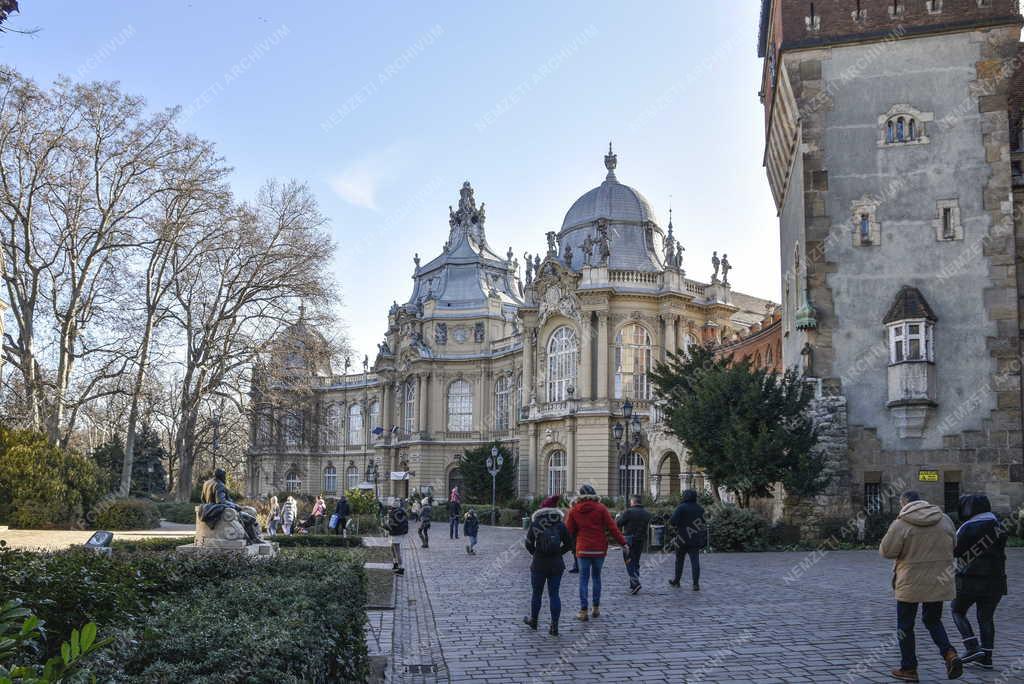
[391,526,1024,684]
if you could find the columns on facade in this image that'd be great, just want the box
[417,373,427,434]
[527,423,538,495]
[664,313,677,361]
[567,420,577,493]
[382,380,393,432]
[523,326,535,406]
[596,312,609,399]
[579,313,593,399]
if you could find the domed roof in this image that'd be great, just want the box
[560,144,658,231]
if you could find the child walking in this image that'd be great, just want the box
[464,509,480,554]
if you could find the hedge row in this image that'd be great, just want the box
[94,498,161,530]
[156,501,197,524]
[0,543,371,682]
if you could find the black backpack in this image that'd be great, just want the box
[534,522,562,556]
[388,507,408,535]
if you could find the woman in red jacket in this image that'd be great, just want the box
[564,484,628,621]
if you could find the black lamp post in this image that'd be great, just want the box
[486,445,504,525]
[612,400,643,498]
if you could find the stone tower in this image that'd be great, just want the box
[758,0,1024,515]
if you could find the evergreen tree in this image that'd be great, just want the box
[650,345,827,507]
[90,425,168,496]
[458,442,517,505]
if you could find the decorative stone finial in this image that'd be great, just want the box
[604,141,617,181]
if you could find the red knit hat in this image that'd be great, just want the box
[539,494,561,509]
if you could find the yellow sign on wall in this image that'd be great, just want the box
[918,470,940,482]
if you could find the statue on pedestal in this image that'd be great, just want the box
[199,469,263,545]
[721,253,731,286]
[711,251,720,283]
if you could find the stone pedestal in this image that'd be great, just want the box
[176,505,278,559]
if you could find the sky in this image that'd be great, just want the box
[3,1,778,363]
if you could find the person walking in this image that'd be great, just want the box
[418,497,434,548]
[880,491,963,682]
[411,497,422,523]
[281,495,298,536]
[523,494,573,636]
[464,509,480,554]
[616,494,652,594]
[448,495,462,540]
[564,484,628,622]
[267,495,281,536]
[385,499,409,575]
[333,494,351,537]
[668,489,707,591]
[951,493,1007,671]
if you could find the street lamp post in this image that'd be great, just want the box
[486,445,504,526]
[612,400,643,499]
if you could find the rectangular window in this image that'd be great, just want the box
[944,481,960,515]
[942,207,953,239]
[907,323,921,360]
[892,325,905,362]
[860,214,870,242]
[864,483,882,515]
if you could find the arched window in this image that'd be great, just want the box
[754,352,762,368]
[546,326,578,402]
[283,411,302,447]
[908,118,916,141]
[323,464,337,493]
[345,463,359,491]
[369,400,381,437]
[285,469,301,492]
[495,374,512,432]
[896,117,905,142]
[325,404,342,448]
[614,324,653,400]
[618,452,646,498]
[547,450,567,496]
[348,404,363,445]
[448,467,464,495]
[447,380,473,431]
[403,381,416,434]
[766,346,774,366]
[886,120,894,144]
[881,107,929,147]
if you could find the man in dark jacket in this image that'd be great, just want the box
[669,489,707,591]
[418,497,433,548]
[333,495,351,537]
[523,496,573,636]
[951,493,1008,670]
[448,498,462,540]
[617,495,652,594]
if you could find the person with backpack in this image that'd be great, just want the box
[332,495,351,537]
[385,499,409,575]
[523,494,572,635]
[464,509,480,554]
[617,494,652,594]
[669,489,707,591]
[448,495,462,540]
[564,484,628,622]
[951,493,1008,671]
[418,497,434,548]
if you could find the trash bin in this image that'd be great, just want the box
[649,524,666,550]
[522,516,530,530]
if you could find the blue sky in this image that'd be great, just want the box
[4,1,778,362]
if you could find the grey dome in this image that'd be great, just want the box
[560,144,658,231]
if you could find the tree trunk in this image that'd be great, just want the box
[120,313,157,497]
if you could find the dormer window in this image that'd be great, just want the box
[888,320,933,364]
[879,105,932,147]
[926,0,943,14]
[805,3,820,31]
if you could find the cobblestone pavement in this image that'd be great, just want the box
[397,526,1023,684]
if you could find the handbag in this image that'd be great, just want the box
[328,513,339,530]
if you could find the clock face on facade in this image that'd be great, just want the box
[453,326,469,343]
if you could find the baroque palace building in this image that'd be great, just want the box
[247,148,775,501]
[758,0,1024,515]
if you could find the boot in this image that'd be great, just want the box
[548,623,558,636]
[522,616,537,630]
[668,579,680,587]
[590,606,600,619]
[943,649,963,679]
[576,609,588,622]
[466,544,471,554]
[974,650,993,670]
[890,668,919,682]
[959,638,983,664]
[394,566,405,575]
[693,582,700,591]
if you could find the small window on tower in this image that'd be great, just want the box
[933,199,962,241]
[879,106,932,147]
[860,214,871,243]
[926,0,943,14]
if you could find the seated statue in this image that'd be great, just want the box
[199,468,263,545]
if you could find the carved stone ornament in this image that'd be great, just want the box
[453,326,469,344]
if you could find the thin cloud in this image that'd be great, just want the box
[328,145,406,210]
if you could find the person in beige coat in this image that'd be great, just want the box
[880,491,962,682]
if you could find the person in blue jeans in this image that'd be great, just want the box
[564,484,628,621]
[448,497,461,539]
[523,495,572,635]
[616,495,652,594]
[463,509,480,555]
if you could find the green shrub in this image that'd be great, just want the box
[347,513,382,535]
[156,501,197,524]
[345,489,378,515]
[864,512,897,545]
[705,505,769,551]
[273,534,363,548]
[459,505,523,527]
[767,522,802,547]
[0,428,107,529]
[93,498,161,530]
[110,537,193,553]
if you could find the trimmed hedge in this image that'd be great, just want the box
[0,543,370,682]
[427,502,524,527]
[273,534,363,548]
[156,501,197,524]
[704,504,770,551]
[94,498,161,530]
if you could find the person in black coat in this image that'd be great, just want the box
[333,496,351,537]
[448,498,462,539]
[616,495,652,594]
[523,504,573,636]
[951,493,1007,670]
[668,489,707,591]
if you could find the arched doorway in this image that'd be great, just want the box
[658,452,681,499]
[447,467,463,499]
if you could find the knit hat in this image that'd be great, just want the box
[578,484,597,496]
[539,494,561,509]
